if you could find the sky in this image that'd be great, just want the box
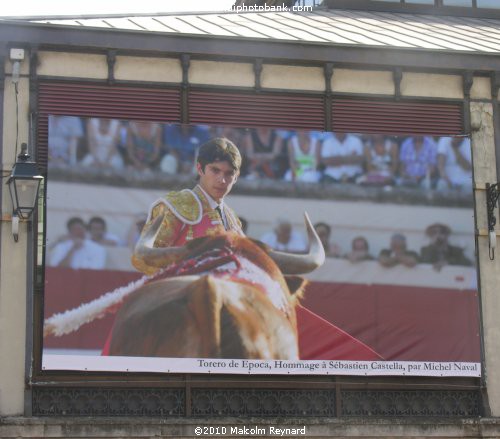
[0,0,236,17]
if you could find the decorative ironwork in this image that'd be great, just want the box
[191,389,335,417]
[32,387,481,417]
[341,390,481,417]
[486,182,500,260]
[33,388,185,417]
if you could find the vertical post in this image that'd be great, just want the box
[0,47,5,173]
[254,58,263,93]
[107,49,117,86]
[491,72,500,181]
[29,46,38,160]
[181,54,190,125]
[25,45,40,417]
[393,67,402,101]
[324,62,333,132]
[463,71,473,135]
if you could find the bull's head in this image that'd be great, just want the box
[135,212,325,276]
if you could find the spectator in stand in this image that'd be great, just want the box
[284,130,322,183]
[378,233,419,268]
[398,135,437,188]
[358,134,399,186]
[49,217,106,269]
[245,127,286,179]
[81,118,123,170]
[420,223,472,271]
[314,222,341,258]
[125,121,162,172]
[88,216,121,247]
[319,132,364,183]
[162,124,211,174]
[345,236,373,263]
[260,218,307,253]
[436,137,473,193]
[48,116,84,166]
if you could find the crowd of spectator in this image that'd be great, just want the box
[48,212,472,272]
[256,218,472,270]
[310,221,472,270]
[48,116,473,193]
[48,215,147,270]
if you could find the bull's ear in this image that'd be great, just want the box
[284,275,308,296]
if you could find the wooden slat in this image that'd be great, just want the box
[37,82,181,168]
[332,98,463,135]
[189,90,325,130]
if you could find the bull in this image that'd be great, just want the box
[104,212,325,360]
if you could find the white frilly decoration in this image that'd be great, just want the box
[44,274,150,337]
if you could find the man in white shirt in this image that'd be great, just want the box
[260,218,307,253]
[320,133,364,183]
[50,217,106,269]
[436,137,472,192]
[88,216,121,246]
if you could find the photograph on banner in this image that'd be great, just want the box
[42,115,480,377]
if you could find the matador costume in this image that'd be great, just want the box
[132,185,243,275]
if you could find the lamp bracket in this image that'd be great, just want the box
[0,214,27,222]
[12,215,19,242]
[486,182,500,260]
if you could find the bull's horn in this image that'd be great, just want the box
[268,212,326,275]
[134,213,188,269]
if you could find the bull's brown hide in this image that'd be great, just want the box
[108,275,299,359]
[106,220,323,359]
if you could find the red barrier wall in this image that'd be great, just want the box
[43,268,480,362]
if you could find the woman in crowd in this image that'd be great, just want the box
[245,127,286,179]
[358,134,398,185]
[285,130,322,183]
[81,118,123,170]
[125,121,162,172]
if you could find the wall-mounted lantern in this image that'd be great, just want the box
[6,143,43,242]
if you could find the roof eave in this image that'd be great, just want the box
[1,20,500,74]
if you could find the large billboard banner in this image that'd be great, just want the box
[42,116,480,377]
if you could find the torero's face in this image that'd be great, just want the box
[197,160,239,203]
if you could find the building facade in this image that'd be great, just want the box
[1,1,500,437]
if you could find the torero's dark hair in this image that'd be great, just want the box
[197,137,242,172]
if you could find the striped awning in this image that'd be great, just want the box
[9,8,499,55]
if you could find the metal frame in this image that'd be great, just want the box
[28,97,482,420]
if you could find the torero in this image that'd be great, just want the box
[132,137,244,275]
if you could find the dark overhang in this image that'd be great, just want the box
[1,20,500,74]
